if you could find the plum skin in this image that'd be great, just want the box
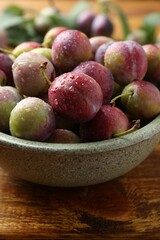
[9,97,56,141]
[0,53,13,85]
[12,52,56,97]
[80,105,129,142]
[104,40,148,86]
[51,29,93,71]
[48,72,103,123]
[72,60,114,104]
[0,86,23,133]
[143,44,160,84]
[12,41,41,57]
[91,14,114,37]
[47,129,80,143]
[121,80,160,121]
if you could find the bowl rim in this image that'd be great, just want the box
[0,114,160,154]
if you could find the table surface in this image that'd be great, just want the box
[0,1,160,239]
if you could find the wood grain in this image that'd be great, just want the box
[0,1,160,239]
[0,145,159,239]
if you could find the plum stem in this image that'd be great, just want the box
[40,62,52,86]
[0,48,17,58]
[113,119,141,138]
[110,91,133,106]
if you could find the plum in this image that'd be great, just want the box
[51,29,93,71]
[89,35,112,58]
[48,71,103,123]
[31,47,52,63]
[12,41,41,57]
[80,105,129,142]
[76,10,96,36]
[0,53,14,85]
[12,52,55,97]
[121,80,160,121]
[42,26,68,48]
[0,86,23,133]
[73,60,114,104]
[10,97,55,141]
[91,14,114,37]
[94,41,114,65]
[47,129,80,143]
[104,40,148,86]
[143,44,160,84]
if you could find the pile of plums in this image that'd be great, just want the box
[0,27,160,143]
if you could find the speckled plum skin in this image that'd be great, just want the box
[12,52,56,97]
[48,72,103,123]
[43,26,68,48]
[10,97,55,141]
[80,105,129,142]
[73,60,114,104]
[121,80,160,121]
[12,41,41,57]
[0,86,23,133]
[104,40,148,86]
[143,44,160,84]
[51,29,93,71]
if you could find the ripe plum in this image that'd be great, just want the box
[12,41,41,57]
[94,41,114,65]
[10,97,55,141]
[0,53,14,85]
[43,26,68,48]
[0,86,23,133]
[104,40,148,86]
[91,14,114,37]
[76,10,96,36]
[121,80,160,121]
[143,44,160,84]
[73,60,114,104]
[48,71,103,123]
[89,36,112,58]
[51,29,93,71]
[80,105,129,142]
[12,52,55,97]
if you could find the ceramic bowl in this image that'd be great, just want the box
[0,115,160,187]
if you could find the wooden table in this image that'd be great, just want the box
[0,1,160,239]
[0,144,160,239]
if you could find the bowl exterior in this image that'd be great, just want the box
[0,129,159,187]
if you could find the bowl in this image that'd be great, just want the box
[0,115,160,187]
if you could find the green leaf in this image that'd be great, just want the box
[143,13,160,27]
[0,13,24,28]
[141,13,160,43]
[111,5,130,38]
[3,4,25,16]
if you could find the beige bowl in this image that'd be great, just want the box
[0,115,160,187]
